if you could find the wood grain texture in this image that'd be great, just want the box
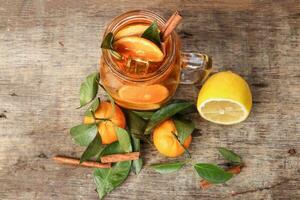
[0,0,299,199]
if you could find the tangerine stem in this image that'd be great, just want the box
[172,131,192,158]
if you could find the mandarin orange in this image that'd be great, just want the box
[153,119,192,157]
[84,101,126,144]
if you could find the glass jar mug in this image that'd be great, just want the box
[100,10,212,110]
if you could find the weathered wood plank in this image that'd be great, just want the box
[0,0,299,200]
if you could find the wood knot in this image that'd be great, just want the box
[288,149,296,155]
[10,92,18,96]
[58,41,64,47]
[178,30,193,39]
[38,153,48,159]
[0,113,7,119]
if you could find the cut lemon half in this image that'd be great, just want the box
[118,84,169,104]
[115,24,149,40]
[113,36,164,62]
[197,71,252,125]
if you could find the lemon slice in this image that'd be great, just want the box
[197,71,252,125]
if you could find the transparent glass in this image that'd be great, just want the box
[100,10,212,110]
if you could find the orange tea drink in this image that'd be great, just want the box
[100,10,212,110]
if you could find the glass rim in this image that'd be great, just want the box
[101,9,176,82]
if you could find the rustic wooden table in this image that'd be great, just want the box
[0,0,299,200]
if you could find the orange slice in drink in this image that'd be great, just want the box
[113,36,164,62]
[118,84,169,104]
[115,24,149,40]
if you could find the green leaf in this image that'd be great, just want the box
[125,110,147,137]
[145,101,194,134]
[100,141,124,156]
[94,142,131,199]
[85,97,100,117]
[131,133,141,151]
[131,111,154,120]
[101,32,114,50]
[168,99,197,115]
[125,111,144,174]
[101,32,122,60]
[173,118,195,144]
[217,147,242,164]
[131,136,143,174]
[178,104,198,114]
[150,161,185,174]
[94,161,131,200]
[80,134,105,163]
[194,163,233,184]
[114,126,132,153]
[70,124,98,146]
[141,21,161,47]
[80,72,99,107]
[172,133,192,158]
[132,158,143,175]
[125,110,152,144]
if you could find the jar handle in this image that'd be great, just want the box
[180,52,212,85]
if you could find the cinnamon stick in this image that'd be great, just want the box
[199,165,242,189]
[100,152,140,163]
[53,155,111,168]
[161,11,182,41]
[161,11,179,33]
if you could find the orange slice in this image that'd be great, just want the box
[113,36,164,62]
[118,84,169,104]
[115,24,149,40]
